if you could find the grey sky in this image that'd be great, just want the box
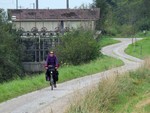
[0,0,94,10]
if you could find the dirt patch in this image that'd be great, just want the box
[136,97,150,108]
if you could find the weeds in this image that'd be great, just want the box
[66,58,150,113]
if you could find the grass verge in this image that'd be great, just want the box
[125,38,150,59]
[0,55,123,103]
[66,58,150,113]
[59,55,123,83]
[98,36,120,47]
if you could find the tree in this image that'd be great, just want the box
[94,0,109,30]
[136,0,150,30]
[0,9,23,83]
[55,29,100,65]
[94,0,150,35]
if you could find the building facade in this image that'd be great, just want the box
[8,8,100,32]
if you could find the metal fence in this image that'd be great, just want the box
[20,31,61,72]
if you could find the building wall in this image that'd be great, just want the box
[13,20,95,31]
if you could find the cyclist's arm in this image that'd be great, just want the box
[55,56,59,68]
[45,55,49,68]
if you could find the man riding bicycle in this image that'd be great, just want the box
[45,51,59,88]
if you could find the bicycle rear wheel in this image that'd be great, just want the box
[50,82,53,90]
[50,76,54,90]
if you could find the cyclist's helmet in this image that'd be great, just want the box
[50,51,54,54]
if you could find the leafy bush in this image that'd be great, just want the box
[55,29,100,65]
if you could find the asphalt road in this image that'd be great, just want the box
[0,38,143,113]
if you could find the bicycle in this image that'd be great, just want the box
[48,65,55,90]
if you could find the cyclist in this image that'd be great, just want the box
[45,51,59,88]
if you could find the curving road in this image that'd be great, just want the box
[0,38,143,113]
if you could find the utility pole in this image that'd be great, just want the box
[67,0,69,9]
[36,0,38,9]
[16,0,18,9]
[33,3,35,9]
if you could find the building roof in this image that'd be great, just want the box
[8,8,100,21]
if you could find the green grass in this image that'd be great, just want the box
[59,55,123,83]
[144,104,150,112]
[66,59,150,113]
[125,38,150,59]
[0,75,47,102]
[0,55,123,103]
[99,36,120,47]
[114,68,150,113]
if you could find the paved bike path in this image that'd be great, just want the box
[0,38,143,113]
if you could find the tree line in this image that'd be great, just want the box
[94,0,150,36]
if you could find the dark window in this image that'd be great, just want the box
[61,21,64,29]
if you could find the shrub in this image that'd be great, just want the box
[55,29,100,65]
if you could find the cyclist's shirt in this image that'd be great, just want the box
[46,55,58,67]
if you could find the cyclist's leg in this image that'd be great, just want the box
[55,70,59,81]
[53,71,57,87]
[46,69,50,81]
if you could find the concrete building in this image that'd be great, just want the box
[8,8,100,32]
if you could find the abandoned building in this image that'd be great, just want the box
[8,8,100,72]
[8,8,100,32]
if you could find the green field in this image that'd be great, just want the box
[0,37,123,103]
[125,38,150,59]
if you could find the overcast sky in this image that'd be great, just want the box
[0,0,94,10]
